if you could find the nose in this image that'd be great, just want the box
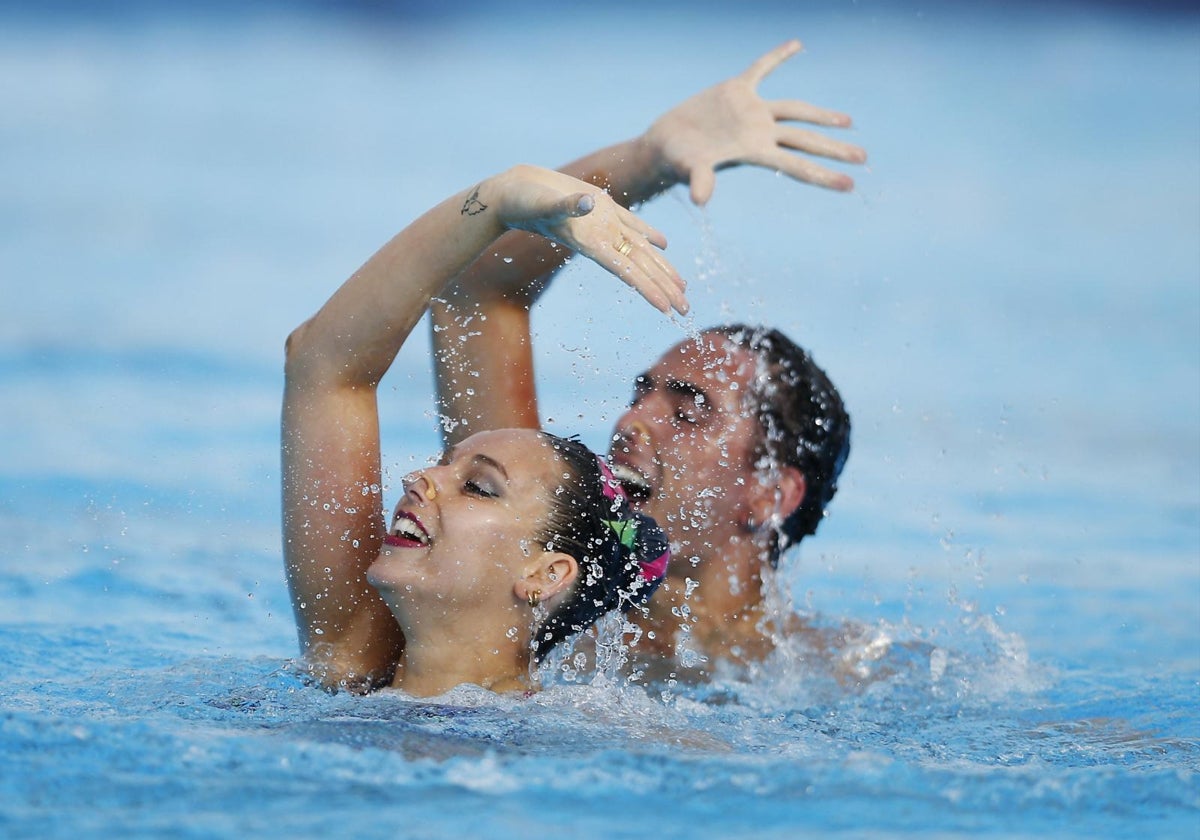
[611,403,659,451]
[622,419,653,446]
[402,470,441,503]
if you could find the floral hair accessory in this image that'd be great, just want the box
[595,455,626,503]
[596,455,669,599]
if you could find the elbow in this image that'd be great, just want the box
[284,319,309,365]
[283,318,320,382]
[298,659,389,695]
[297,643,398,695]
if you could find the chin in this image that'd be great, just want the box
[365,555,421,596]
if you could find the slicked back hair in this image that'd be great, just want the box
[706,325,850,563]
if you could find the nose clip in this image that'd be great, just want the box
[628,420,652,447]
[404,471,438,500]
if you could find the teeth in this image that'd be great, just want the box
[391,516,429,545]
[609,463,652,501]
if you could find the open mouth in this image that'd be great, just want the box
[384,511,430,548]
[609,462,653,502]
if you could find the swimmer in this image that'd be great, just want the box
[282,164,674,695]
[431,41,863,677]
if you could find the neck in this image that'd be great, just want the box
[388,608,533,697]
[645,533,774,661]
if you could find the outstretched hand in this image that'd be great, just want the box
[643,39,867,204]
[492,165,688,316]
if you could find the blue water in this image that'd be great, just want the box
[2,2,1198,838]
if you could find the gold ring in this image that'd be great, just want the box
[616,238,633,257]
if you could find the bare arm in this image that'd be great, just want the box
[282,165,685,689]
[431,40,867,447]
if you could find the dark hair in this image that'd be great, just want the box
[531,433,669,661]
[707,324,850,561]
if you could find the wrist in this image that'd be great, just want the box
[569,138,675,210]
[480,164,539,230]
[623,133,682,205]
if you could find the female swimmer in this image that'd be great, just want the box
[282,164,682,696]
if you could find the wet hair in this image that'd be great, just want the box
[531,433,670,661]
[706,324,850,562]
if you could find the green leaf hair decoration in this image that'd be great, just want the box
[603,518,638,551]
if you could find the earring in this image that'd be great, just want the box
[548,571,558,582]
[527,590,542,609]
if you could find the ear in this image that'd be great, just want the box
[513,551,579,605]
[748,464,806,530]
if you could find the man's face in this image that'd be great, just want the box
[608,333,764,564]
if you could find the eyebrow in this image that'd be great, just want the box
[471,453,509,481]
[635,373,713,408]
[440,448,510,481]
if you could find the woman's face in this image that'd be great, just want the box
[366,428,564,617]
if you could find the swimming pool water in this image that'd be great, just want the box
[2,2,1197,838]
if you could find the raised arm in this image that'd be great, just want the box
[282,165,685,689]
[431,40,867,446]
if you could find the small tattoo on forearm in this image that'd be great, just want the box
[461,185,487,216]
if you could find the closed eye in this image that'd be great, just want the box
[464,479,499,498]
[668,379,709,425]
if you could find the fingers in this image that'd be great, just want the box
[573,193,687,316]
[616,205,668,250]
[770,99,854,128]
[777,126,867,164]
[507,191,588,234]
[568,192,595,217]
[628,244,689,316]
[689,166,717,206]
[543,191,595,225]
[759,148,855,192]
[742,39,803,86]
[744,45,855,129]
[607,231,688,316]
[767,99,864,190]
